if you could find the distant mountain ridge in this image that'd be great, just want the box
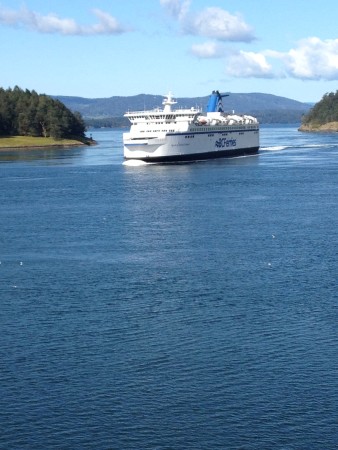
[54,93,311,123]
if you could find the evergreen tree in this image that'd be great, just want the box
[0,86,86,138]
[302,91,338,126]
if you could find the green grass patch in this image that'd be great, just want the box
[0,136,84,149]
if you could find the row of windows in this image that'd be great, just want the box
[146,122,175,125]
[190,125,258,132]
[134,127,257,136]
[130,114,195,121]
[138,130,175,133]
[135,128,257,135]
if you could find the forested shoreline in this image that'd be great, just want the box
[0,87,86,140]
[299,91,338,131]
[3,86,336,137]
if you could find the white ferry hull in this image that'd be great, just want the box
[123,90,259,163]
[124,128,259,163]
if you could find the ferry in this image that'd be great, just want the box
[123,90,259,163]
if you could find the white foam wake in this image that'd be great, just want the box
[123,159,149,166]
[261,146,288,151]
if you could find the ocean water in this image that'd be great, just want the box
[1,125,338,449]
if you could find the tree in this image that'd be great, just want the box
[302,90,338,126]
[0,86,86,138]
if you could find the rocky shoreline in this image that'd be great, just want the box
[299,121,338,132]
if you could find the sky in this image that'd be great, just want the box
[1,0,338,103]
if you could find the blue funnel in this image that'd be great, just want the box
[206,90,229,112]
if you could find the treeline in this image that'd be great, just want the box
[85,116,129,128]
[302,91,338,125]
[253,109,305,124]
[0,86,86,139]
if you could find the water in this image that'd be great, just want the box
[1,126,338,449]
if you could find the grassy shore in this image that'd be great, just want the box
[0,136,88,150]
[299,121,338,132]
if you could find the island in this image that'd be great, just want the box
[0,86,93,149]
[299,91,338,132]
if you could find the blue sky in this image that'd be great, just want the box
[1,0,338,102]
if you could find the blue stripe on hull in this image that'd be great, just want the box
[125,146,259,163]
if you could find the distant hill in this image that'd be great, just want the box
[54,92,311,125]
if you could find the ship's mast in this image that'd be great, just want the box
[162,92,177,112]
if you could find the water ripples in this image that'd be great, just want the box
[1,127,338,449]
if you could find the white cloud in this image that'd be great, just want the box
[226,51,275,78]
[0,5,19,24]
[0,5,130,35]
[159,2,255,43]
[159,2,338,82]
[196,37,338,81]
[183,7,255,43]
[160,0,191,21]
[221,38,338,81]
[190,41,227,58]
[282,37,338,80]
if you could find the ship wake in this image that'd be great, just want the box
[123,159,150,166]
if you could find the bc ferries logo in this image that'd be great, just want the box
[215,138,237,148]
